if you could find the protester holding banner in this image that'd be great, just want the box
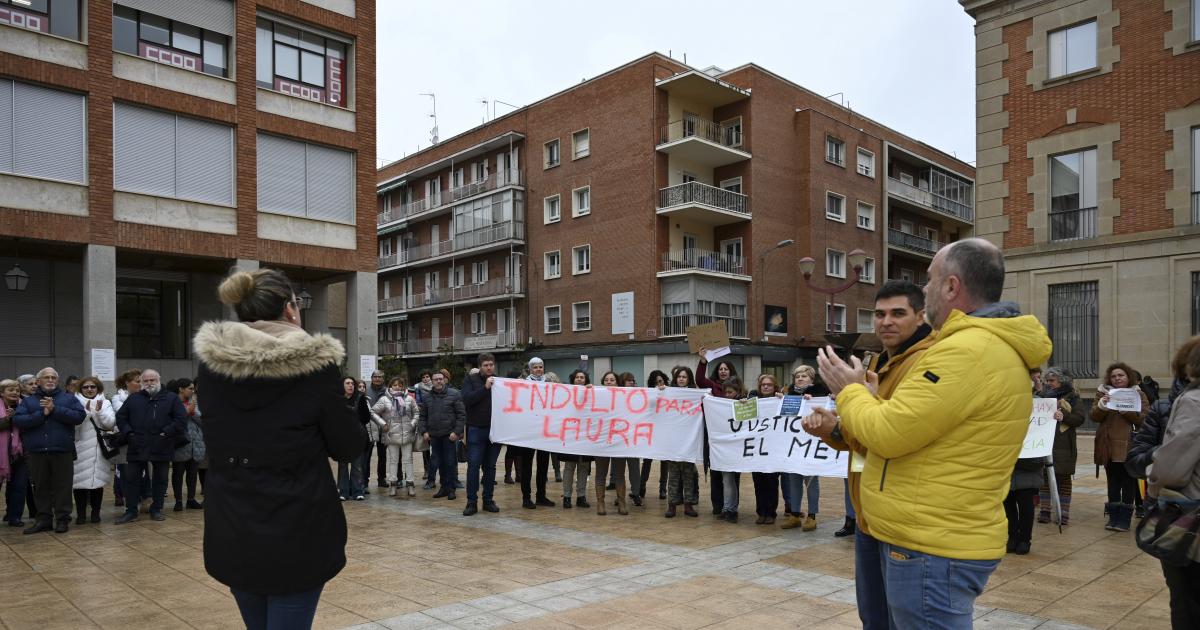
[592,372,631,515]
[780,365,829,532]
[717,378,745,523]
[1091,362,1149,532]
[612,372,645,508]
[638,371,671,504]
[559,369,593,509]
[697,354,738,515]
[461,354,501,516]
[513,358,556,509]
[748,374,784,525]
[808,238,1052,630]
[1038,367,1083,525]
[664,367,700,518]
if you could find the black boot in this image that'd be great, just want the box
[1103,502,1120,531]
[1112,503,1134,532]
[576,496,589,509]
[23,519,53,535]
[834,517,856,538]
[562,497,572,509]
[54,517,69,534]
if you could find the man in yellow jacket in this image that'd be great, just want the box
[807,238,1052,630]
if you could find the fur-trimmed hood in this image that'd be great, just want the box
[194,320,345,380]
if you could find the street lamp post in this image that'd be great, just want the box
[756,239,795,339]
[797,248,867,334]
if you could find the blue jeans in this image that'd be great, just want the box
[855,530,891,629]
[721,471,740,512]
[466,429,501,503]
[336,452,364,498]
[783,473,820,514]
[124,460,169,514]
[879,541,997,629]
[2,457,30,524]
[430,435,458,490]
[844,478,856,519]
[231,585,323,630]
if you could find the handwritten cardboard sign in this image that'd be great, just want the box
[703,395,847,476]
[686,320,730,355]
[489,378,707,463]
[1020,397,1057,459]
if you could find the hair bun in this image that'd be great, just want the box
[218,271,257,306]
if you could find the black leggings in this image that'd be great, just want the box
[1004,488,1036,544]
[172,460,200,501]
[1105,462,1138,504]
[513,447,549,500]
[72,488,103,518]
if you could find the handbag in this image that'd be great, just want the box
[1135,488,1200,567]
[456,439,468,463]
[92,419,119,460]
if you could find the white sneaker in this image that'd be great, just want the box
[388,487,397,497]
[354,495,365,501]
[407,484,416,497]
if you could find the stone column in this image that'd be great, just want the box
[743,354,763,385]
[82,244,117,387]
[346,271,378,380]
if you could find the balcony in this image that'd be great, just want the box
[378,221,525,271]
[657,117,751,168]
[1049,207,1097,242]
[886,177,974,224]
[660,313,748,339]
[377,169,523,227]
[657,181,749,225]
[887,228,940,258]
[657,248,750,281]
[377,277,523,315]
[378,330,520,357]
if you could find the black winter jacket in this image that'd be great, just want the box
[193,320,366,596]
[115,389,188,462]
[12,387,85,454]
[418,386,465,437]
[1127,378,1186,480]
[461,373,492,429]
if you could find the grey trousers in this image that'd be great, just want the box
[562,460,590,498]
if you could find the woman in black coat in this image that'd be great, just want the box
[194,268,366,630]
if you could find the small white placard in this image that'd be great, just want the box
[611,292,634,335]
[90,348,115,382]
[1107,388,1143,413]
[360,355,377,381]
[702,346,731,362]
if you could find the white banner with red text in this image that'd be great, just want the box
[703,395,848,477]
[489,378,708,463]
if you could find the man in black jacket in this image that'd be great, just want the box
[461,353,501,516]
[418,372,465,500]
[115,369,187,523]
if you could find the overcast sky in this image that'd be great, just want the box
[376,1,978,169]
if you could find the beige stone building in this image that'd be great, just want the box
[961,0,1200,391]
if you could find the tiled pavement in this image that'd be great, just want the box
[0,436,1172,629]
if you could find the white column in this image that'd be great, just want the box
[346,271,378,380]
[82,245,117,387]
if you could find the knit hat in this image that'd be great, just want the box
[528,357,544,368]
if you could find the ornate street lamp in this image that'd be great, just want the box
[798,248,867,333]
[5,264,29,292]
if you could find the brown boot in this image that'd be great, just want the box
[595,485,607,515]
[616,485,629,515]
[665,503,677,518]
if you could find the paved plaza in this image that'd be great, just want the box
[0,436,1173,630]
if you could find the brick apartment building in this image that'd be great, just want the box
[0,0,376,382]
[961,0,1200,390]
[375,53,974,383]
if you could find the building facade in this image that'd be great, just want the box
[0,0,376,383]
[376,54,974,383]
[962,0,1200,390]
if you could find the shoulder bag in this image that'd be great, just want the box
[1135,488,1200,566]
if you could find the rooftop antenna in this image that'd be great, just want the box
[683,53,687,65]
[493,99,517,119]
[420,93,438,144]
[825,92,845,107]
[480,98,489,123]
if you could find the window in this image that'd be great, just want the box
[1048,21,1097,79]
[114,103,234,206]
[379,237,392,258]
[1192,271,1200,335]
[826,192,846,222]
[116,278,189,359]
[257,133,355,223]
[825,303,847,333]
[450,265,464,288]
[572,302,591,331]
[424,178,441,207]
[859,257,876,284]
[825,136,845,166]
[1193,127,1199,224]
[543,139,560,168]
[0,0,80,40]
[722,117,743,147]
[572,186,590,217]
[720,177,742,194]
[452,168,464,189]
[900,268,915,282]
[572,129,590,159]
[1048,281,1099,378]
[826,249,846,278]
[113,5,231,77]
[856,148,875,177]
[544,251,561,279]
[544,305,561,334]
[572,245,591,275]
[1194,0,1200,42]
[1050,148,1097,241]
[256,16,349,107]
[471,261,488,284]
[857,308,874,334]
[856,202,875,230]
[472,161,486,182]
[470,311,486,335]
[543,195,561,224]
[0,79,86,184]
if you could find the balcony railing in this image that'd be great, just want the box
[378,169,523,225]
[659,181,749,216]
[1049,207,1097,242]
[659,117,741,148]
[378,276,522,312]
[661,248,747,276]
[886,177,975,223]
[660,313,748,339]
[378,221,525,269]
[379,330,519,356]
[887,228,940,256]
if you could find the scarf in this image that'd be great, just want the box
[0,401,23,482]
[1041,382,1073,400]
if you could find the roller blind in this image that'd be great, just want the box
[258,133,354,223]
[305,143,354,223]
[0,80,12,174]
[175,116,234,205]
[12,81,86,184]
[114,104,175,197]
[257,133,306,217]
[117,0,235,36]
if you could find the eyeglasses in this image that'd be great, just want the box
[81,385,98,390]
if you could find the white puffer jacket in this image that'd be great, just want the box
[73,393,116,490]
[371,390,419,446]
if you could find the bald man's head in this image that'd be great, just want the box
[924,238,1007,328]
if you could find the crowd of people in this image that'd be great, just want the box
[2,240,1198,629]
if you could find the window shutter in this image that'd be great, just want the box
[0,80,12,174]
[114,103,175,196]
[305,143,354,223]
[15,82,85,184]
[118,0,235,36]
[257,134,306,216]
[175,115,234,205]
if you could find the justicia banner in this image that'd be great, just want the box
[703,396,849,477]
[489,378,707,463]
